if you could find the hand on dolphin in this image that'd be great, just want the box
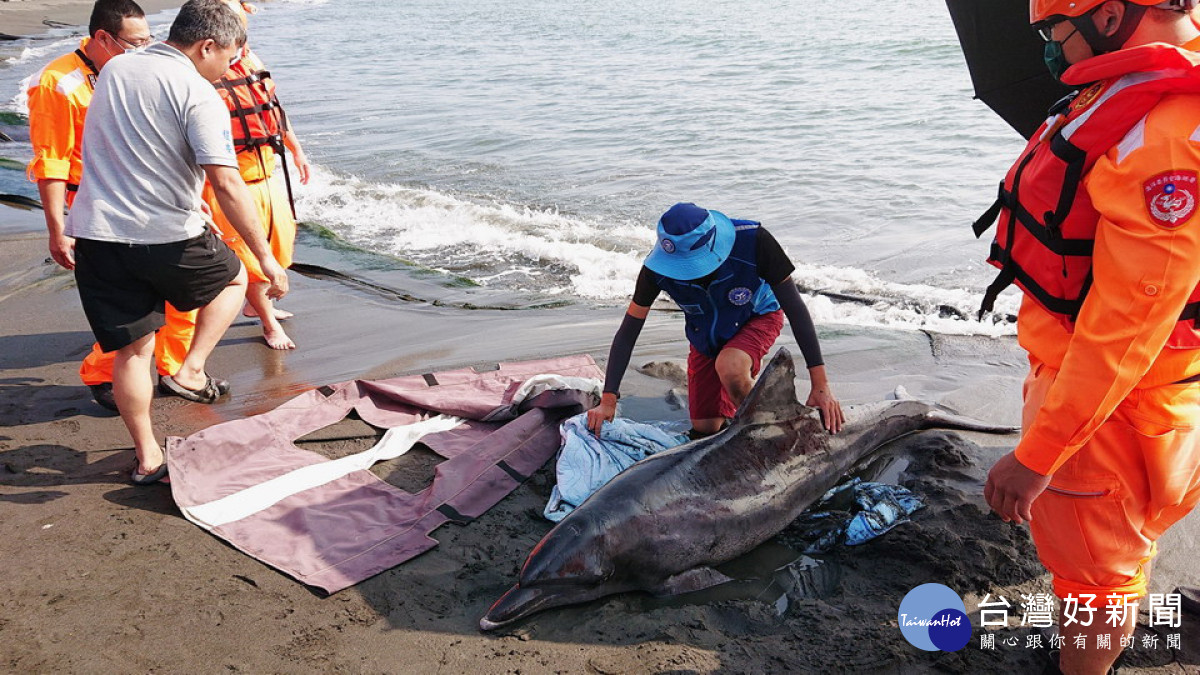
[806,386,844,434]
[984,451,1051,525]
[804,364,844,434]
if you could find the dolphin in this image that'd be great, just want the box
[479,348,1017,631]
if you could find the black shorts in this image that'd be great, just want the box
[74,229,242,352]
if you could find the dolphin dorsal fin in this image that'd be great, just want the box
[732,348,801,423]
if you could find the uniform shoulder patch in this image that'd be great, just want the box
[1144,170,1198,229]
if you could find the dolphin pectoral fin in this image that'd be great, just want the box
[649,566,734,597]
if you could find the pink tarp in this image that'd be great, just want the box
[166,355,602,593]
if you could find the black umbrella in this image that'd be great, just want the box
[946,0,1073,139]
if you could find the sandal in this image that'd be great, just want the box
[130,462,169,485]
[159,374,228,404]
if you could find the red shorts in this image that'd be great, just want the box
[687,310,784,421]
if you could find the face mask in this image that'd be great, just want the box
[1043,39,1071,81]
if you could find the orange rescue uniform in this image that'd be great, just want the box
[1014,39,1200,601]
[202,47,296,282]
[26,39,197,382]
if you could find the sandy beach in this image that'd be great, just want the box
[3,209,1200,673]
[3,2,1200,673]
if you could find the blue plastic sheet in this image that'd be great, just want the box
[791,478,924,553]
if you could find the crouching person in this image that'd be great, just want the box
[587,203,844,437]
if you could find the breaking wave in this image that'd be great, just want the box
[295,167,1020,336]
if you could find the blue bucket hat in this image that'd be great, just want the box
[643,203,736,280]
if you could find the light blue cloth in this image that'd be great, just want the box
[544,413,688,522]
[793,478,924,553]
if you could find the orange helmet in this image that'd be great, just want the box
[1030,0,1168,23]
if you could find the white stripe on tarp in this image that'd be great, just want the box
[511,374,602,407]
[180,415,463,530]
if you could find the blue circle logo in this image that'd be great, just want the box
[728,287,752,305]
[898,583,971,652]
[661,238,676,254]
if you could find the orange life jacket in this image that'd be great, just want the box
[213,49,286,183]
[974,44,1200,347]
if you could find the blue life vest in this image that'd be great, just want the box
[652,220,780,357]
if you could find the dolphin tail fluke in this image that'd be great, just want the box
[649,566,733,597]
[924,409,1019,435]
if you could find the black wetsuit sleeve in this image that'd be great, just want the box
[773,279,824,369]
[602,312,646,395]
[632,266,660,306]
[756,227,797,286]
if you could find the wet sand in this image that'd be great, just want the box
[3,216,1200,673]
[0,0,181,40]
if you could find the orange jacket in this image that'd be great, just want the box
[25,38,97,205]
[1015,38,1200,476]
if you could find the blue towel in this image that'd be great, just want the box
[544,413,688,522]
[791,478,924,553]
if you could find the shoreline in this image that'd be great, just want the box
[0,0,181,40]
[3,223,1199,672]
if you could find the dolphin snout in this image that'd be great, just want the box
[479,585,544,632]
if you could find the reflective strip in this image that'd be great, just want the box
[55,68,87,97]
[1115,116,1148,165]
[1061,71,1180,141]
[1189,122,1200,143]
[734,224,758,231]
[180,414,463,530]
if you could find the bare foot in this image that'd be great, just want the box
[243,304,294,320]
[263,325,296,350]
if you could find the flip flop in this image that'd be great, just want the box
[159,374,231,397]
[130,462,168,485]
[159,374,227,404]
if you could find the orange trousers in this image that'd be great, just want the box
[78,303,197,384]
[201,175,294,282]
[1025,360,1200,600]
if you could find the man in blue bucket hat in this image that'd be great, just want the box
[587,203,844,437]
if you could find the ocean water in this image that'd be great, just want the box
[0,0,1029,334]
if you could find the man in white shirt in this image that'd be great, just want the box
[67,0,288,484]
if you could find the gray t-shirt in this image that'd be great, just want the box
[66,43,237,244]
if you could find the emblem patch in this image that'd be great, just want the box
[728,287,753,306]
[661,238,676,254]
[1070,83,1105,113]
[1144,171,1198,229]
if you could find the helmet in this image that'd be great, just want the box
[1031,0,1193,22]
